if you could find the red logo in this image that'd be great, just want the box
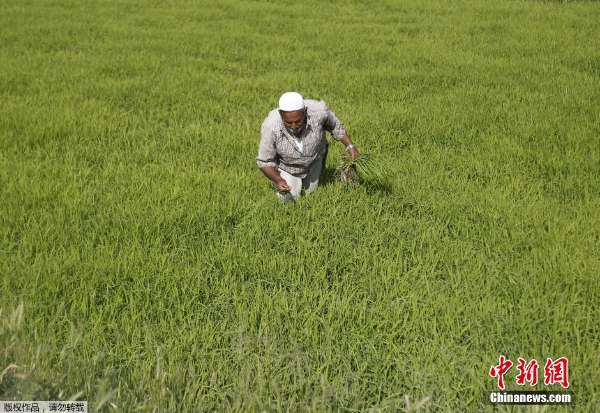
[489,356,570,390]
[544,357,570,389]
[516,357,539,386]
[489,355,513,390]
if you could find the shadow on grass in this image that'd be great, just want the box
[364,180,393,195]
[318,166,338,187]
[319,167,393,195]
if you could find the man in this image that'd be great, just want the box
[256,92,359,202]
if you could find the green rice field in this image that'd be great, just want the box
[1,0,599,411]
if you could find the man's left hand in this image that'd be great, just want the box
[349,146,359,160]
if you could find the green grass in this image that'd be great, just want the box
[1,0,599,411]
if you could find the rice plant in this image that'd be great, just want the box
[336,152,387,187]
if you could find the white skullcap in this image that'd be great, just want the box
[278,92,305,112]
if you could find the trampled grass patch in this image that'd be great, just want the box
[1,0,599,411]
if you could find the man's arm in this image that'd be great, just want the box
[339,134,359,159]
[257,119,291,192]
[323,103,359,159]
[259,165,290,193]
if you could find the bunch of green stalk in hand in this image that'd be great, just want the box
[336,153,386,187]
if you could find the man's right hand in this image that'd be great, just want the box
[258,166,291,193]
[276,179,291,193]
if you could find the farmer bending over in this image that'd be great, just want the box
[256,92,359,202]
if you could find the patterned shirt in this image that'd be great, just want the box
[256,99,347,178]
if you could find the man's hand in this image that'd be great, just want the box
[340,136,359,160]
[276,179,291,193]
[259,166,291,192]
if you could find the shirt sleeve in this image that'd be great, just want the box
[256,118,278,168]
[322,103,347,141]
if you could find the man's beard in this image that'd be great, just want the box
[286,126,301,136]
[286,120,306,137]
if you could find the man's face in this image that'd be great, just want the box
[280,109,306,137]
